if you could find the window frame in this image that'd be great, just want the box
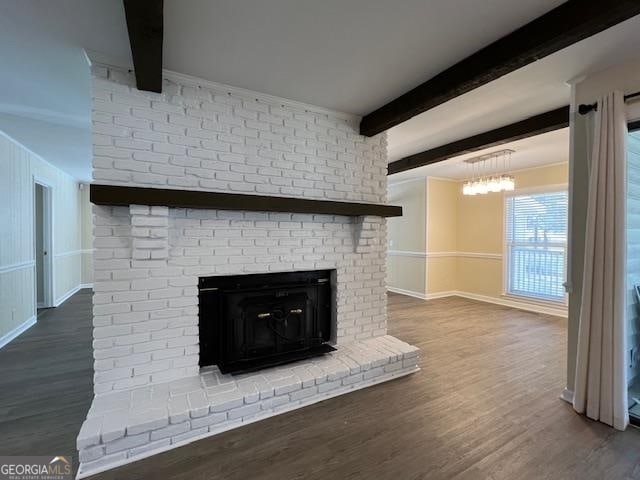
[502,183,569,306]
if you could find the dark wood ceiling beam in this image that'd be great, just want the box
[361,0,640,137]
[123,0,164,93]
[388,106,569,175]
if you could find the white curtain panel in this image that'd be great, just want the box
[573,91,628,431]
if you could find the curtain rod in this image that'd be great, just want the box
[578,91,640,115]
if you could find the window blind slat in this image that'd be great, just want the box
[505,190,568,302]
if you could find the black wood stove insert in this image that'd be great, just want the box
[198,270,336,374]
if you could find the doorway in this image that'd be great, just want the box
[34,180,53,309]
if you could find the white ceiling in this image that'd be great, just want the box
[0,1,639,182]
[0,0,131,181]
[388,127,570,183]
[164,0,563,115]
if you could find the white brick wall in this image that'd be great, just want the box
[93,204,387,393]
[91,65,387,204]
[90,64,389,395]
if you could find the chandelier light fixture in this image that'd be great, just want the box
[462,149,515,196]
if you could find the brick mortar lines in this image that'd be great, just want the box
[77,337,419,476]
[93,205,388,393]
[80,64,413,477]
[90,64,391,395]
[90,64,387,204]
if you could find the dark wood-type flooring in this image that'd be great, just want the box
[0,289,94,474]
[2,290,640,479]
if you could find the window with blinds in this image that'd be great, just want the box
[505,189,568,302]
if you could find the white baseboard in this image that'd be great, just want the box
[560,388,574,404]
[54,283,92,307]
[0,315,36,349]
[386,288,567,318]
[386,286,427,300]
[425,290,457,300]
[454,291,567,318]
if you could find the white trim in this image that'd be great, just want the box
[86,52,360,123]
[566,82,578,296]
[424,178,430,293]
[386,286,427,300]
[507,161,569,176]
[503,186,569,302]
[560,388,574,404]
[426,176,459,183]
[79,283,94,290]
[505,182,569,197]
[388,174,460,187]
[76,366,420,479]
[54,284,83,307]
[387,250,502,260]
[0,103,87,128]
[454,291,567,317]
[429,251,502,260]
[387,288,567,317]
[54,249,93,258]
[33,178,54,309]
[388,250,427,258]
[503,191,510,295]
[84,49,133,70]
[0,316,36,350]
[455,251,502,260]
[425,290,458,300]
[0,260,35,275]
[165,69,360,122]
[387,176,428,187]
[425,251,456,258]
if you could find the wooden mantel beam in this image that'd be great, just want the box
[361,1,640,137]
[90,184,403,218]
[123,0,164,93]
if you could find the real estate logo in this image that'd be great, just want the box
[0,456,72,480]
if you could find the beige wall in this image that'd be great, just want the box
[457,187,503,254]
[0,132,92,343]
[387,179,427,296]
[387,163,568,302]
[426,178,458,294]
[456,163,568,300]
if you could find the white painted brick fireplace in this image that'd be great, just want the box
[77,62,419,477]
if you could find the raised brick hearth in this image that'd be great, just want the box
[77,336,419,477]
[77,60,419,476]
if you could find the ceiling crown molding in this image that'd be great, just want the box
[0,104,89,129]
[85,51,361,124]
